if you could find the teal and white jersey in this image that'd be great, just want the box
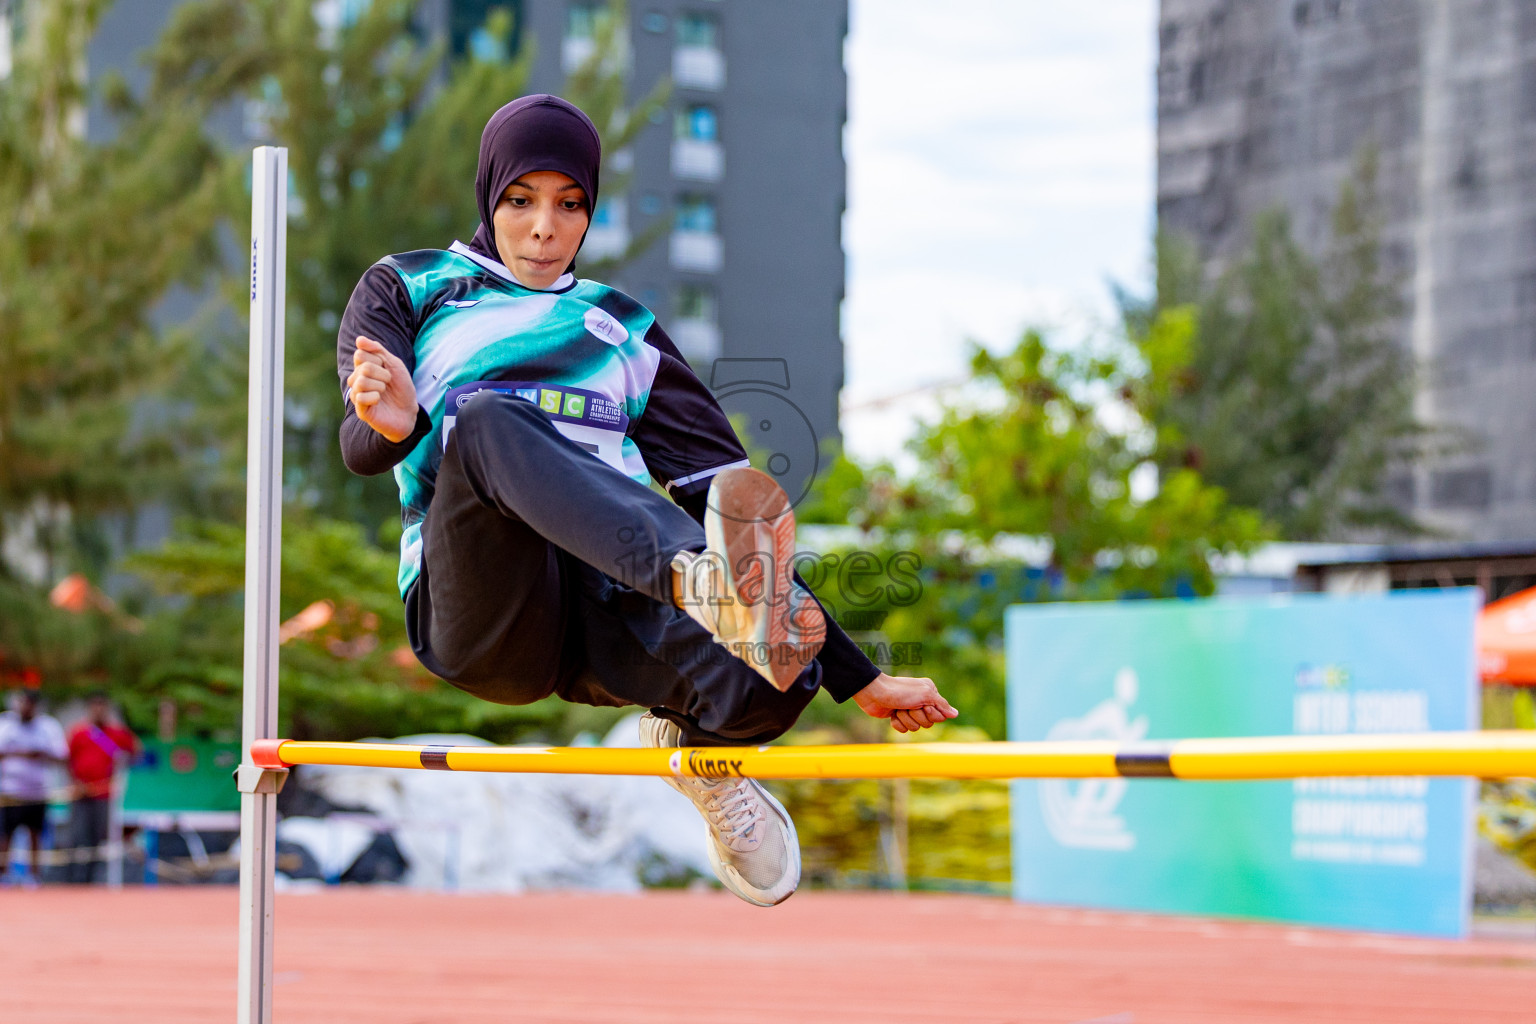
[338,238,880,698]
[348,241,665,594]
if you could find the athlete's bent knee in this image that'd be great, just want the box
[437,665,556,708]
[408,630,557,707]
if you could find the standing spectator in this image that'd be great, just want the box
[65,693,140,883]
[0,690,67,886]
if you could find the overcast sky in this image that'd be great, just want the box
[840,0,1158,463]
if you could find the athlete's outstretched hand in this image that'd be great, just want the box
[852,673,959,734]
[348,336,419,442]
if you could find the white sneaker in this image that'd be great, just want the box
[672,467,826,691]
[639,712,801,907]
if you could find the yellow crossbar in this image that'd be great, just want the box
[252,731,1536,781]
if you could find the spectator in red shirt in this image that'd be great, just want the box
[65,693,139,883]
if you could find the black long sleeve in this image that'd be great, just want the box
[336,264,432,475]
[628,328,748,491]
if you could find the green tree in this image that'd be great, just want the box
[124,514,581,741]
[804,314,1266,737]
[1121,150,1429,540]
[0,0,222,581]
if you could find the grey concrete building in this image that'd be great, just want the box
[1158,0,1536,541]
[503,0,851,505]
[66,0,850,506]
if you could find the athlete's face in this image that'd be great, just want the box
[492,170,590,289]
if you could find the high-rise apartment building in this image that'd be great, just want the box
[509,0,850,504]
[1158,0,1536,541]
[73,0,850,504]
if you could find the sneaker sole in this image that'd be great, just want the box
[708,468,826,691]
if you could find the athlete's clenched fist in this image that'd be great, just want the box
[348,336,419,443]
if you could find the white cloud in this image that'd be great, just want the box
[842,0,1157,462]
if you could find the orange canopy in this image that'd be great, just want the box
[1478,586,1536,685]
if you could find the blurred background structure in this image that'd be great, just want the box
[505,0,850,504]
[1158,0,1536,540]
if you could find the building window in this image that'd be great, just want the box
[449,0,521,61]
[567,2,604,40]
[671,195,722,273]
[672,104,724,181]
[1429,466,1492,510]
[676,12,718,49]
[564,1,626,72]
[676,104,718,142]
[676,284,717,323]
[673,11,724,90]
[671,284,721,360]
[674,195,717,234]
[584,196,630,260]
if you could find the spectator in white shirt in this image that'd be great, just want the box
[0,690,67,885]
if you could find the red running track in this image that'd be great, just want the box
[0,888,1530,1023]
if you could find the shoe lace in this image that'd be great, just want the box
[698,777,764,846]
[681,553,734,636]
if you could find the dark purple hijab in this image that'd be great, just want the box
[467,94,602,276]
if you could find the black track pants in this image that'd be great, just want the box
[405,391,819,746]
[66,796,110,883]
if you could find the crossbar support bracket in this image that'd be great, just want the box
[233,764,289,795]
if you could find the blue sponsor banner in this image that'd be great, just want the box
[1006,590,1479,937]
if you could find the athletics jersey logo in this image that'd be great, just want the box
[584,307,629,346]
[443,299,481,308]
